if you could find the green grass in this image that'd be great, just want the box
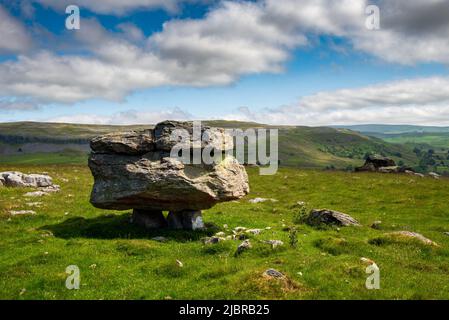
[0,152,87,165]
[1,164,449,300]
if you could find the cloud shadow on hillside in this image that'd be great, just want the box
[40,213,216,242]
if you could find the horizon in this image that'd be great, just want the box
[1,1,449,126]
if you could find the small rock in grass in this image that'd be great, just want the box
[385,231,438,246]
[24,191,49,197]
[215,232,226,237]
[19,288,26,296]
[223,224,228,229]
[263,240,284,249]
[202,236,222,244]
[152,236,168,243]
[371,221,382,230]
[263,268,285,279]
[235,240,252,256]
[444,232,449,237]
[246,229,262,235]
[360,257,376,265]
[248,198,278,204]
[10,210,36,216]
[305,209,360,227]
[428,172,441,179]
[176,260,183,268]
[265,227,272,230]
[234,226,247,232]
[26,202,42,207]
[89,264,97,269]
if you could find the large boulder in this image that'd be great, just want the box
[0,172,53,188]
[88,121,249,230]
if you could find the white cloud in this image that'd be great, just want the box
[48,107,193,124]
[35,0,202,15]
[0,5,32,53]
[2,0,449,119]
[226,77,449,126]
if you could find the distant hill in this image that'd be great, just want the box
[335,124,449,135]
[0,121,420,169]
[334,124,449,149]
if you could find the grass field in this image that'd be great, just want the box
[1,164,449,300]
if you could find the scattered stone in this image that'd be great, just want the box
[26,202,42,207]
[265,227,272,230]
[385,231,438,246]
[246,229,262,235]
[40,185,60,193]
[263,240,284,249]
[215,232,226,237]
[0,171,53,188]
[19,288,26,296]
[176,259,183,268]
[10,210,36,216]
[443,232,449,237]
[235,240,252,256]
[305,209,360,227]
[371,221,382,230]
[249,198,277,204]
[263,268,285,279]
[234,227,247,233]
[360,257,376,265]
[24,191,48,197]
[429,172,441,179]
[203,236,223,244]
[152,236,169,242]
[223,224,228,229]
[89,264,97,269]
[414,173,425,178]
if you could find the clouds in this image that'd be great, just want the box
[0,5,32,53]
[1,0,449,126]
[227,77,449,126]
[49,107,192,124]
[34,0,197,15]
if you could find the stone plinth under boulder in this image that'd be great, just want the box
[88,120,249,230]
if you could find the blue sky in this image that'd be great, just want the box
[1,0,449,125]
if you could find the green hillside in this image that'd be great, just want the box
[0,121,419,169]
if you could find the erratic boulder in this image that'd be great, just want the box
[88,121,249,230]
[305,209,360,227]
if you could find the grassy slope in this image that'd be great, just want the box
[1,165,448,300]
[0,122,419,168]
